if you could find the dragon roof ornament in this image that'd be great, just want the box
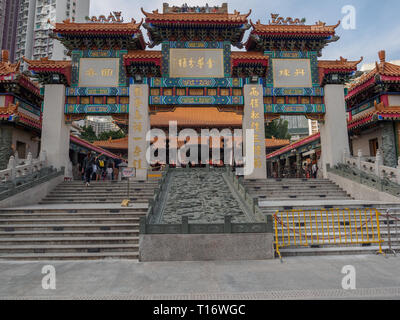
[269,13,306,25]
[85,11,125,23]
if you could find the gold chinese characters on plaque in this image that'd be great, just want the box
[169,49,224,78]
[272,59,312,88]
[78,58,119,87]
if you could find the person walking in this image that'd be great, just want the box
[312,161,318,179]
[82,152,94,187]
[106,157,115,181]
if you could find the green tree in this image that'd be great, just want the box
[80,125,97,143]
[98,129,126,141]
[265,119,291,140]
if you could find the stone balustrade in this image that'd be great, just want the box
[0,151,47,183]
[342,149,400,185]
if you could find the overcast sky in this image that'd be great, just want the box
[90,0,400,67]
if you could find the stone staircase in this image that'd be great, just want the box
[0,179,163,261]
[39,180,160,204]
[244,178,352,201]
[0,206,146,260]
[244,178,400,257]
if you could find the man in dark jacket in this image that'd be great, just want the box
[82,152,94,186]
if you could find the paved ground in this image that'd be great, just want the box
[1,255,400,299]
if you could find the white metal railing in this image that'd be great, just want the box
[0,151,47,183]
[342,149,400,184]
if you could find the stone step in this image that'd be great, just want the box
[0,252,139,261]
[52,187,157,192]
[0,243,139,254]
[60,180,159,184]
[38,199,149,204]
[0,212,145,219]
[0,223,139,231]
[0,230,138,238]
[0,208,147,214]
[57,184,158,188]
[260,205,384,212]
[0,218,141,225]
[246,178,329,182]
[256,192,350,197]
[251,187,343,192]
[46,190,156,194]
[0,237,139,245]
[44,194,154,199]
[258,196,351,201]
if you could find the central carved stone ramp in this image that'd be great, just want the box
[0,206,147,260]
[39,179,160,204]
[159,168,253,224]
[244,178,352,201]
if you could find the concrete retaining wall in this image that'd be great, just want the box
[139,233,274,262]
[327,171,400,203]
[0,175,64,208]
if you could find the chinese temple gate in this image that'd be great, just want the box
[23,4,362,180]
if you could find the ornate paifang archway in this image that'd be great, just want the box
[24,7,362,180]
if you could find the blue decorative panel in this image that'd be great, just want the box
[264,104,325,114]
[65,104,129,114]
[149,96,243,105]
[149,78,243,88]
[66,87,129,96]
[264,87,324,96]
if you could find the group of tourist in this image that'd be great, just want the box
[80,152,122,187]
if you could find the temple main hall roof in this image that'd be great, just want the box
[150,107,243,127]
[346,50,400,100]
